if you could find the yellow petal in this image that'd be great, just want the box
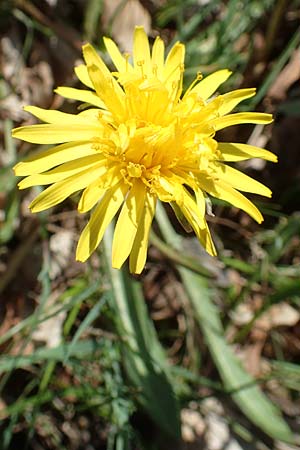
[199,177,263,223]
[86,64,125,122]
[14,142,96,176]
[74,64,94,89]
[104,36,133,73]
[155,173,182,203]
[194,185,206,216]
[182,96,221,126]
[213,112,273,131]
[178,186,205,228]
[129,191,156,274]
[78,167,123,213]
[164,42,185,93]
[213,162,272,197]
[156,175,210,244]
[133,26,151,76]
[170,201,193,232]
[216,88,256,116]
[112,180,147,269]
[176,187,216,256]
[18,155,105,189]
[196,221,216,256]
[29,162,106,212]
[55,87,106,109]
[191,69,232,100]
[78,108,103,119]
[23,106,98,124]
[82,43,124,98]
[151,36,165,79]
[82,42,113,77]
[12,123,101,144]
[217,142,278,162]
[76,183,128,262]
[78,180,106,213]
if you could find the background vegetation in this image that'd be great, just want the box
[0,0,300,449]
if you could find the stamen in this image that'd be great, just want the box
[183,71,203,99]
[141,176,152,188]
[170,78,182,105]
[197,71,203,80]
[121,168,133,186]
[137,60,145,78]
[124,53,130,72]
[127,162,144,178]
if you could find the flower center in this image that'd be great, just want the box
[127,162,144,178]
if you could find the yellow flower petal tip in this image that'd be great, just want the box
[11,128,19,138]
[12,27,276,273]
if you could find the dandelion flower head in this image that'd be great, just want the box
[13,27,276,273]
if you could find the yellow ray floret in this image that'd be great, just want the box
[12,26,276,273]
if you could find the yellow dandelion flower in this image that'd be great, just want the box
[12,26,277,274]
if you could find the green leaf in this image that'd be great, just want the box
[103,224,181,439]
